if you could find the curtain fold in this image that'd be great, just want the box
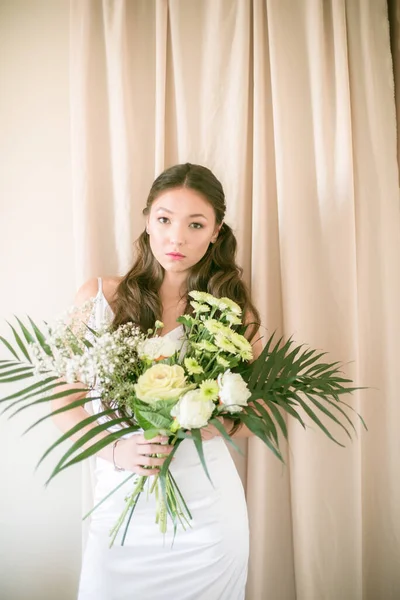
[70,1,400,597]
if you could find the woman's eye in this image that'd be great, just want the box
[189,222,203,229]
[158,217,170,224]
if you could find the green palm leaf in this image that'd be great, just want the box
[23,392,96,434]
[264,399,288,439]
[36,409,115,469]
[6,322,31,362]
[0,360,23,369]
[1,379,64,414]
[291,393,345,446]
[27,316,52,355]
[209,417,243,454]
[0,372,34,384]
[14,317,35,345]
[239,412,283,462]
[10,388,90,421]
[0,336,20,360]
[46,425,141,484]
[190,428,213,485]
[47,418,133,475]
[0,366,34,379]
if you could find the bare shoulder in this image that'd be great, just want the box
[102,276,123,305]
[74,276,122,307]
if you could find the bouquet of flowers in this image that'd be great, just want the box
[0,291,365,546]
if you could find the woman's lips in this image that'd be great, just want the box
[166,252,185,260]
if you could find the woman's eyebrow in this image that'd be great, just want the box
[156,207,208,220]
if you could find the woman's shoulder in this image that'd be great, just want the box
[74,276,123,307]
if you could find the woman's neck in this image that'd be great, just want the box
[159,272,187,301]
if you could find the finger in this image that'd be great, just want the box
[138,455,166,467]
[136,435,169,445]
[135,467,160,476]
[138,444,174,456]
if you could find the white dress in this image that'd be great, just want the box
[78,279,249,600]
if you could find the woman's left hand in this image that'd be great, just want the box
[200,417,227,441]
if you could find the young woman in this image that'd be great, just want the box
[53,163,262,600]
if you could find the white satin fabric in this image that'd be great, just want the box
[78,282,249,599]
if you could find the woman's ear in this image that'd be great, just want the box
[211,223,223,243]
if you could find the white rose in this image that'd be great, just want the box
[217,370,251,413]
[137,336,181,360]
[170,389,215,429]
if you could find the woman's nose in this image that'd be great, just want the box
[169,226,185,246]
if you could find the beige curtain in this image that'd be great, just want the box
[70,1,400,598]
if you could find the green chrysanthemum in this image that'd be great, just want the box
[188,291,215,304]
[192,340,219,353]
[216,355,231,368]
[229,331,253,355]
[190,301,211,314]
[239,349,253,361]
[203,319,229,336]
[225,313,242,326]
[214,334,239,355]
[184,357,204,375]
[199,379,219,402]
[219,297,242,315]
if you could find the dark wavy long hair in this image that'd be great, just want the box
[111,163,260,339]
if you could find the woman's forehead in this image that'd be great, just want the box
[151,188,215,218]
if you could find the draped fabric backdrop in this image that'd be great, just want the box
[70,1,400,598]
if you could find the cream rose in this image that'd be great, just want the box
[170,389,215,429]
[137,337,181,360]
[134,364,190,403]
[217,370,251,413]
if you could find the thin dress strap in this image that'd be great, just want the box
[97,277,103,296]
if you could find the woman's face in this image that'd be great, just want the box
[147,187,220,276]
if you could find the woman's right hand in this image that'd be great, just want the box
[113,434,175,475]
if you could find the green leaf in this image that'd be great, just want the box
[159,439,184,523]
[313,395,357,436]
[0,366,34,379]
[264,399,288,439]
[27,316,52,355]
[47,418,133,475]
[23,393,93,433]
[247,333,277,389]
[84,324,100,338]
[83,473,136,520]
[144,429,162,440]
[336,399,368,431]
[190,428,213,486]
[273,394,306,429]
[0,372,35,384]
[7,321,31,362]
[37,409,116,469]
[0,335,20,360]
[304,393,352,440]
[251,399,279,444]
[292,393,345,446]
[257,337,295,392]
[239,412,283,462]
[135,408,171,431]
[0,360,22,369]
[46,426,140,484]
[15,317,35,345]
[209,417,243,455]
[1,380,65,414]
[12,388,91,423]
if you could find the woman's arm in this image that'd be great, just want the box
[50,278,173,473]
